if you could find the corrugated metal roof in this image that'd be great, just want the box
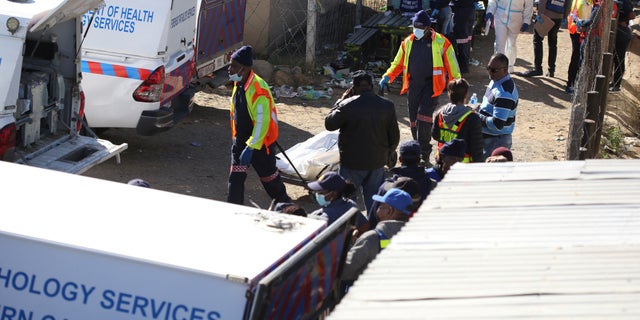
[328,159,640,319]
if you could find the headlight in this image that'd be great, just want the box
[6,17,20,34]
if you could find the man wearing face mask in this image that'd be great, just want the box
[307,171,369,233]
[379,10,461,167]
[227,45,291,206]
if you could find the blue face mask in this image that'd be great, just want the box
[229,68,244,82]
[413,27,425,40]
[315,193,330,207]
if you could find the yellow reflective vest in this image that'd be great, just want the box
[230,71,279,150]
[383,31,461,97]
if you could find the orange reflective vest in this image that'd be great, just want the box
[435,110,473,162]
[568,0,594,34]
[383,31,461,97]
[230,71,279,150]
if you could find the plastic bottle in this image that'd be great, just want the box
[469,93,478,105]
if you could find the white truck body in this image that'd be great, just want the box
[80,0,245,136]
[0,0,127,174]
[81,0,198,135]
[0,161,355,319]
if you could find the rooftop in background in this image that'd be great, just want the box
[329,159,640,319]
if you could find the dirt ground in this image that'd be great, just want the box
[83,22,640,213]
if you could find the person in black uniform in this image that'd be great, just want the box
[451,0,477,73]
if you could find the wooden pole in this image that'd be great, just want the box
[584,91,601,158]
[305,0,317,69]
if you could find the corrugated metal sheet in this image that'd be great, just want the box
[328,159,640,319]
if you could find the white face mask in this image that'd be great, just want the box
[413,27,425,40]
[229,68,244,82]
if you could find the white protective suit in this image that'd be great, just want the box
[487,0,534,71]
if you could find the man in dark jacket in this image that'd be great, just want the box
[326,70,400,214]
[451,0,477,74]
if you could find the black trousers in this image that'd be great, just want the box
[566,32,582,87]
[533,18,562,72]
[227,141,290,205]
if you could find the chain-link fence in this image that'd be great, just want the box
[565,0,617,159]
[245,0,387,66]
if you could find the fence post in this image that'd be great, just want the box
[305,0,317,69]
[587,74,611,158]
[580,119,596,160]
[356,0,363,26]
[584,91,601,158]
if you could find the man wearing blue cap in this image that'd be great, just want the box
[341,188,413,284]
[226,45,291,205]
[380,10,461,167]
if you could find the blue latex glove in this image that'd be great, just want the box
[239,146,254,166]
[520,23,529,32]
[379,75,390,90]
[485,12,493,23]
[431,9,439,17]
[536,15,543,23]
[576,19,588,28]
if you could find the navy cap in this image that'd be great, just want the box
[412,10,431,29]
[439,138,466,158]
[399,140,421,160]
[127,178,150,188]
[307,171,346,192]
[372,188,413,215]
[231,45,253,66]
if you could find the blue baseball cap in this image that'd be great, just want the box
[372,188,412,215]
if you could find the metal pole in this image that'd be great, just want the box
[274,141,310,189]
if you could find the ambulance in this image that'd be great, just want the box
[0,160,356,319]
[80,0,245,136]
[0,0,127,174]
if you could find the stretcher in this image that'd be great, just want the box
[275,131,340,190]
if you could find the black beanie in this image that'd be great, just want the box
[231,45,253,66]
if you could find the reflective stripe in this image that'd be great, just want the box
[417,114,433,123]
[230,165,249,173]
[436,110,474,162]
[260,171,280,183]
[81,60,151,80]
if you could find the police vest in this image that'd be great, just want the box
[376,229,390,252]
[436,110,473,162]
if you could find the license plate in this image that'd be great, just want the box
[198,62,215,78]
[213,55,226,71]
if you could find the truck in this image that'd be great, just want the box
[0,160,356,319]
[80,0,245,136]
[0,0,127,174]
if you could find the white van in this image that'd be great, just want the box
[80,0,245,136]
[0,0,127,174]
[0,160,357,319]
[80,0,198,135]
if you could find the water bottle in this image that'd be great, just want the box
[469,93,478,105]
